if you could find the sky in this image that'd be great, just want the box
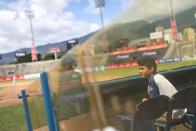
[0,0,133,53]
[0,0,195,54]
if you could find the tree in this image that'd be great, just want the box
[58,51,66,58]
[43,53,55,60]
[10,53,42,64]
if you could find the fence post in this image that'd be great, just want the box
[18,90,33,131]
[40,72,59,131]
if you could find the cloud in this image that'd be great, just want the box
[0,0,101,53]
[84,0,134,15]
[84,0,99,15]
[0,36,7,43]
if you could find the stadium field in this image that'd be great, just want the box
[95,60,196,81]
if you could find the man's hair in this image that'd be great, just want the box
[61,54,76,70]
[137,57,157,73]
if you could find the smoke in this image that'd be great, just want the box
[115,0,196,23]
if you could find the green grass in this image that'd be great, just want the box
[0,93,89,130]
[95,67,138,78]
[157,60,196,71]
[0,104,26,131]
[0,97,47,131]
[95,60,196,79]
[28,97,48,129]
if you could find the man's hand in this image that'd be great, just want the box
[142,98,148,102]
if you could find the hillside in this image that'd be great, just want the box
[153,7,196,32]
[95,7,196,48]
[107,20,149,42]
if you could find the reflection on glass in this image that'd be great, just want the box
[47,1,196,130]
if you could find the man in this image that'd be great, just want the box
[137,57,186,131]
[137,57,177,100]
[55,54,88,119]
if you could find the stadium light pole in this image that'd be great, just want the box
[25,10,37,61]
[94,0,105,28]
[169,0,180,57]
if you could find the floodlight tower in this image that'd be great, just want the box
[169,0,180,57]
[94,0,105,27]
[25,10,37,61]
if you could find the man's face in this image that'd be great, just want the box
[138,65,154,78]
[60,64,69,72]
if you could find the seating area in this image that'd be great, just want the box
[0,59,60,77]
[117,86,196,131]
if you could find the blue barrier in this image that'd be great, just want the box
[40,72,59,131]
[159,57,182,63]
[18,90,33,131]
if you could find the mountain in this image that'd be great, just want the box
[98,7,196,46]
[0,31,94,65]
[99,7,196,51]
[154,7,196,32]
[107,20,149,41]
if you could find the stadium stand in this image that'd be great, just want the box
[0,60,60,78]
